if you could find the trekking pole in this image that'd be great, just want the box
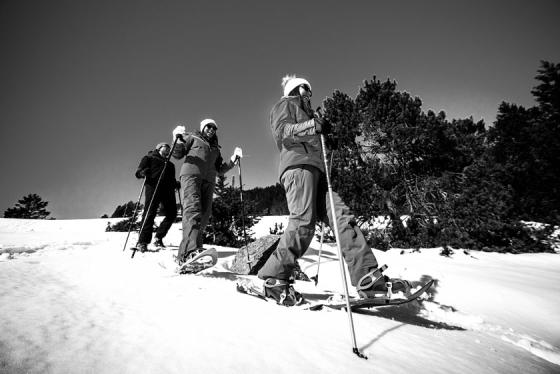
[311,151,334,285]
[237,157,250,266]
[122,178,146,252]
[310,222,324,286]
[176,184,183,219]
[319,126,366,359]
[131,136,181,258]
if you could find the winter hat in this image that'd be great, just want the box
[200,118,217,132]
[156,142,170,150]
[282,75,312,97]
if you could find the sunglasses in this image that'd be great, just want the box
[299,84,312,96]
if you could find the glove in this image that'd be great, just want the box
[230,147,243,163]
[175,180,181,190]
[314,117,332,134]
[173,125,186,141]
[135,168,148,179]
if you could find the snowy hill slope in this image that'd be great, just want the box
[1,217,559,373]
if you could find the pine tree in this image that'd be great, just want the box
[111,204,125,218]
[323,90,377,219]
[4,194,51,219]
[326,77,476,222]
[204,175,259,247]
[532,61,560,121]
[242,183,288,215]
[487,61,560,223]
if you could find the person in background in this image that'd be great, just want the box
[135,142,178,252]
[172,119,243,265]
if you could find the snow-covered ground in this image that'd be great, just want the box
[1,216,559,374]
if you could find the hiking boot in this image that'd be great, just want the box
[173,254,184,266]
[293,262,311,282]
[356,267,411,299]
[263,278,304,306]
[153,238,166,248]
[137,243,148,253]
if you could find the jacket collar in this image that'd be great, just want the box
[193,130,220,148]
[148,150,165,160]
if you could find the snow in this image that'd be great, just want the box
[1,216,559,374]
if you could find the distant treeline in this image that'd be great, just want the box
[109,183,288,219]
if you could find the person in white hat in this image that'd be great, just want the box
[257,75,410,306]
[171,119,243,265]
[134,142,178,252]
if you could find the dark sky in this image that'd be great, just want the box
[1,0,559,219]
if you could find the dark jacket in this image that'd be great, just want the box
[270,96,325,179]
[172,131,234,182]
[135,150,177,188]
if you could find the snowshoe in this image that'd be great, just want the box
[236,278,269,301]
[176,248,218,274]
[263,278,304,307]
[328,279,434,311]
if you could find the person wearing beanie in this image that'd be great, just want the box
[256,74,410,306]
[134,142,179,252]
[171,119,243,265]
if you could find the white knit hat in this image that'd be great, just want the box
[282,75,312,97]
[200,118,217,132]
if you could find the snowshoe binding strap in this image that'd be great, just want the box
[387,278,412,297]
[356,264,388,291]
[176,248,205,265]
[186,248,206,261]
[264,278,304,307]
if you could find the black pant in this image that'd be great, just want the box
[138,184,177,244]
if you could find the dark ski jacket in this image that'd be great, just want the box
[172,130,234,182]
[135,150,177,188]
[270,95,325,180]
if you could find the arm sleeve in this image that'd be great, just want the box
[215,152,235,175]
[172,135,194,160]
[271,100,316,140]
[135,156,150,178]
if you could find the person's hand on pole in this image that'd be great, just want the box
[231,147,243,163]
[135,168,149,179]
[314,117,332,134]
[172,125,186,142]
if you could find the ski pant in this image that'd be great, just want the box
[177,174,215,263]
[138,184,177,244]
[258,166,378,286]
